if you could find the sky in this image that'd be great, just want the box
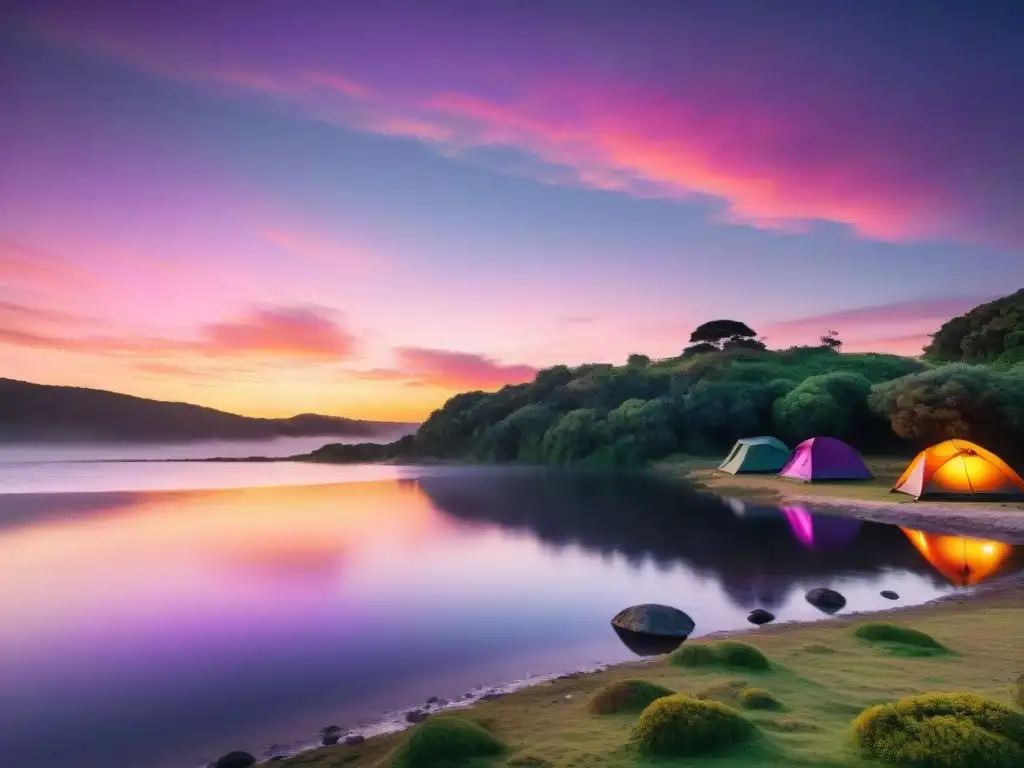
[1,1,1023,422]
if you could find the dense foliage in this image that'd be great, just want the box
[588,679,676,715]
[410,344,929,467]
[633,694,754,756]
[851,693,1024,768]
[924,289,1024,365]
[309,294,1024,470]
[391,717,505,768]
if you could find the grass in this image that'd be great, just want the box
[633,694,754,756]
[739,688,784,711]
[267,585,1022,768]
[588,680,675,715]
[390,717,504,768]
[854,622,950,657]
[851,692,1024,767]
[670,640,771,671]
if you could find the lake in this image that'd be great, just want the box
[0,460,1021,768]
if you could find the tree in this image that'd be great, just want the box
[923,289,1024,364]
[820,329,843,351]
[689,319,758,350]
[773,372,874,442]
[682,342,719,358]
[723,336,767,351]
[540,408,610,465]
[627,353,651,367]
[868,364,1024,461]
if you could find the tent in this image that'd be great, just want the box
[778,437,873,482]
[901,527,1014,586]
[718,436,790,475]
[891,439,1024,500]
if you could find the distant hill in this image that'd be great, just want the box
[0,378,417,443]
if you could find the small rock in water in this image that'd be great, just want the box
[805,587,847,614]
[425,696,440,705]
[344,735,365,746]
[209,752,256,768]
[880,590,899,600]
[610,604,695,638]
[747,608,776,625]
[405,709,428,723]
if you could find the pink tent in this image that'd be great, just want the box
[779,437,872,482]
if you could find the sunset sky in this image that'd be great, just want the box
[2,1,1022,421]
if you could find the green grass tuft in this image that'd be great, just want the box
[852,692,1024,767]
[739,688,783,710]
[669,640,770,671]
[633,694,755,756]
[587,679,675,715]
[391,717,505,768]
[854,622,947,650]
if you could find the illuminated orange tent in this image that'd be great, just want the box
[891,439,1024,500]
[901,527,1015,586]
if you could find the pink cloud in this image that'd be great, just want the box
[28,24,1023,248]
[364,348,537,390]
[760,296,992,349]
[0,303,357,362]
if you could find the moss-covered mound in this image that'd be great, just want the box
[852,692,1024,768]
[392,717,505,768]
[634,694,754,756]
[739,688,783,710]
[588,679,675,715]
[669,640,770,671]
[854,623,947,650]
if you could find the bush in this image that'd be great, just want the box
[669,643,718,667]
[852,692,1024,768]
[391,717,505,768]
[669,641,770,671]
[854,623,946,649]
[634,694,754,756]
[715,641,771,671]
[739,688,782,710]
[588,679,675,715]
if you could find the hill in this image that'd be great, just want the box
[309,292,1024,469]
[923,288,1024,365]
[0,378,416,443]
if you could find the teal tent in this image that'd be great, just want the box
[718,437,791,475]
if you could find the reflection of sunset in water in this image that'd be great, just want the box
[900,528,1015,586]
[0,481,444,636]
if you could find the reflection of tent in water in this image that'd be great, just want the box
[781,506,862,550]
[901,528,1015,586]
[779,437,873,482]
[892,439,1024,500]
[718,437,790,475]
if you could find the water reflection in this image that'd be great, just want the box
[781,506,862,550]
[0,468,1017,768]
[900,528,1019,585]
[611,626,684,657]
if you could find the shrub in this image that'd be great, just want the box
[715,641,771,671]
[852,692,1024,768]
[588,679,675,715]
[669,643,717,668]
[854,623,946,649]
[669,641,770,671]
[634,694,754,756]
[740,688,782,710]
[391,717,505,768]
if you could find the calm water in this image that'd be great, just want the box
[1,463,1021,768]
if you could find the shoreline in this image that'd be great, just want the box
[264,569,1023,766]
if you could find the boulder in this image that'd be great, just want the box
[610,604,695,638]
[344,735,365,746]
[747,609,776,625]
[880,590,899,600]
[805,588,847,614]
[406,709,428,723]
[209,752,256,768]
